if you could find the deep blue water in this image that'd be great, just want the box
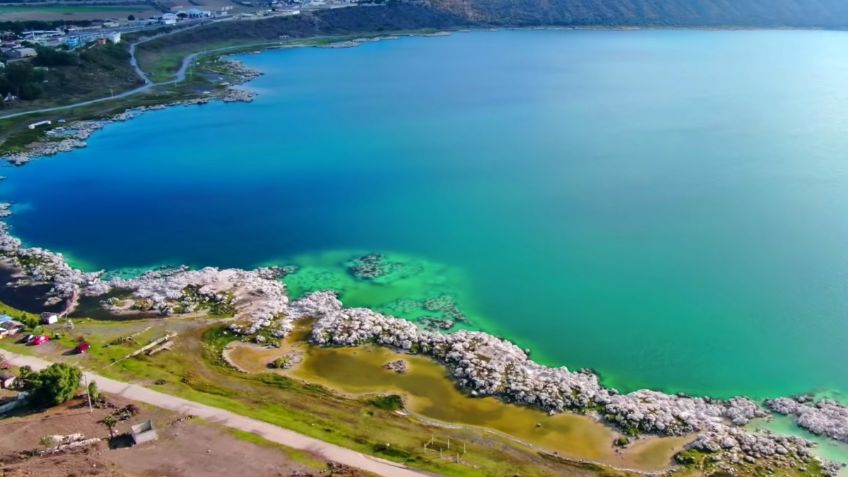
[3,30,848,398]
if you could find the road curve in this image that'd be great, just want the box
[0,22,208,122]
[3,351,435,477]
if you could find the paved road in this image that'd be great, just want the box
[0,22,208,122]
[3,351,434,477]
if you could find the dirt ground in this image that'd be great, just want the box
[0,394,361,477]
[0,5,160,22]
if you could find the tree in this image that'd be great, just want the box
[101,414,117,438]
[88,380,100,402]
[18,365,33,382]
[34,45,78,67]
[3,62,42,100]
[23,363,82,407]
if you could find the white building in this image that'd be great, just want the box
[160,13,178,25]
[41,312,59,324]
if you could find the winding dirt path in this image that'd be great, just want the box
[2,351,436,477]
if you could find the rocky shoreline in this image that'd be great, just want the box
[0,222,845,476]
[766,397,848,444]
[0,58,260,166]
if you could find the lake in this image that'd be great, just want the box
[3,29,848,400]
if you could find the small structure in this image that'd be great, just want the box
[41,312,59,325]
[64,36,81,48]
[160,13,178,25]
[130,420,158,445]
[28,120,52,130]
[0,371,16,389]
[0,320,23,339]
[7,47,36,59]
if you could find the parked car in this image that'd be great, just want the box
[30,335,50,346]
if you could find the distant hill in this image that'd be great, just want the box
[421,0,848,27]
[141,0,848,56]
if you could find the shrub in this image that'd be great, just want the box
[88,380,100,402]
[370,394,404,411]
[22,363,82,407]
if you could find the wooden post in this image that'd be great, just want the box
[83,374,92,413]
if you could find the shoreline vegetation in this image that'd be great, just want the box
[1,5,848,477]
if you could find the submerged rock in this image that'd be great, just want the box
[420,317,455,330]
[383,359,408,374]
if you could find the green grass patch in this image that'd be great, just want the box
[370,394,404,411]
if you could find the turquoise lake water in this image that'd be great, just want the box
[2,29,848,400]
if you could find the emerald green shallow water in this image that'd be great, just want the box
[2,29,848,399]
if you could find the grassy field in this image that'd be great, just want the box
[0,298,832,477]
[0,4,158,21]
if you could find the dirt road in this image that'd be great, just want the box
[3,351,435,477]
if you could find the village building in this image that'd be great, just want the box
[6,47,37,59]
[160,13,178,25]
[41,312,59,324]
[0,320,23,339]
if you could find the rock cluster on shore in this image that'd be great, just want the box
[111,266,289,328]
[0,222,101,302]
[294,290,842,473]
[0,222,844,475]
[299,291,766,434]
[766,396,848,443]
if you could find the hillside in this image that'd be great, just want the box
[422,0,848,27]
[142,0,848,52]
